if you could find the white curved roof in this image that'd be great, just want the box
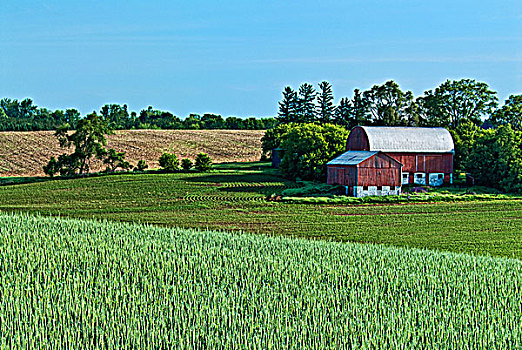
[359,126,455,153]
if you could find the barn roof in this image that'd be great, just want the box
[327,151,378,165]
[358,126,455,153]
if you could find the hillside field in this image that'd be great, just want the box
[0,129,264,176]
[1,213,521,348]
[1,162,521,259]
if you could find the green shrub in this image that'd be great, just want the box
[181,158,193,171]
[134,160,148,172]
[158,153,179,172]
[195,153,212,172]
[278,123,349,181]
[43,157,60,177]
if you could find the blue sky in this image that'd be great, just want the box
[1,0,521,118]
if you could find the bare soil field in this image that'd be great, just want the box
[0,129,264,176]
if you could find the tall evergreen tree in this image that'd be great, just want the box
[317,81,334,124]
[352,89,369,126]
[334,97,353,128]
[277,86,298,123]
[297,83,317,123]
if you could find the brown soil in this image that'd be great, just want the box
[0,129,264,177]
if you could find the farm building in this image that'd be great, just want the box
[328,126,454,197]
[327,151,402,197]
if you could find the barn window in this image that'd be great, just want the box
[438,174,444,179]
[376,186,382,190]
[363,186,368,191]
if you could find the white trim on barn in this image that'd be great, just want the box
[354,185,401,198]
[402,172,410,185]
[414,172,426,185]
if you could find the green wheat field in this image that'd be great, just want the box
[1,213,521,348]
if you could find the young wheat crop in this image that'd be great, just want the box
[0,213,521,348]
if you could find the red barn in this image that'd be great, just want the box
[327,151,402,197]
[327,126,454,197]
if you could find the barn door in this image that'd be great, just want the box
[416,155,425,172]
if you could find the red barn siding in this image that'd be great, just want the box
[327,166,357,186]
[385,153,453,175]
[327,153,401,187]
[357,153,401,187]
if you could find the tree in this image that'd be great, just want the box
[65,109,81,128]
[449,120,482,172]
[101,104,131,129]
[296,83,317,123]
[183,114,201,129]
[138,106,182,129]
[277,86,298,123]
[200,114,225,129]
[363,81,415,126]
[181,158,193,171]
[134,160,148,172]
[49,112,112,175]
[317,81,334,124]
[334,97,353,127]
[195,153,212,172]
[420,79,498,129]
[467,125,522,193]
[103,148,130,172]
[261,123,293,159]
[158,153,179,172]
[279,123,349,181]
[489,95,522,130]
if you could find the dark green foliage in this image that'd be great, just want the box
[296,83,317,123]
[467,125,522,193]
[43,157,60,177]
[0,99,274,131]
[194,153,212,172]
[277,87,298,123]
[158,153,179,172]
[134,160,148,172]
[449,120,483,171]
[363,80,416,126]
[261,123,293,159]
[489,95,522,130]
[279,123,349,181]
[418,79,498,129]
[103,149,130,172]
[181,158,193,171]
[317,81,334,124]
[333,97,353,128]
[280,182,345,197]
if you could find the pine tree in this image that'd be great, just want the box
[317,81,334,124]
[334,97,353,127]
[277,86,298,123]
[297,83,317,123]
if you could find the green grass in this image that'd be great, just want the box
[0,162,521,259]
[1,213,521,348]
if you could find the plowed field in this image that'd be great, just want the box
[0,129,264,176]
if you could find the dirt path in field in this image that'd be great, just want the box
[0,129,264,177]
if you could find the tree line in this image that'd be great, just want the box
[43,113,214,177]
[277,79,520,131]
[0,99,277,131]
